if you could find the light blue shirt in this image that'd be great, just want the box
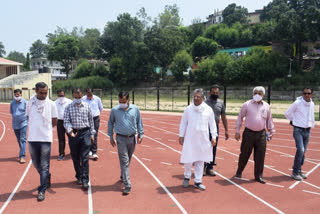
[82,95,103,117]
[10,98,28,130]
[108,104,144,140]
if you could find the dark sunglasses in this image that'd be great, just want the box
[303,92,312,95]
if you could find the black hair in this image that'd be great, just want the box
[118,91,129,99]
[57,89,64,94]
[86,88,93,93]
[210,84,220,92]
[72,88,82,94]
[14,89,22,94]
[35,82,48,90]
[302,87,313,93]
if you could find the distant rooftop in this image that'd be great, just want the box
[0,57,23,66]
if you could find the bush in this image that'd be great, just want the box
[53,76,113,91]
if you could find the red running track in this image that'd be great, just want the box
[0,103,319,214]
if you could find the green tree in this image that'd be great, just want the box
[7,51,25,63]
[136,7,152,29]
[170,50,192,82]
[72,59,93,79]
[109,57,127,85]
[47,35,79,79]
[24,53,31,71]
[91,63,109,77]
[194,58,215,84]
[222,3,249,26]
[155,4,182,28]
[188,18,205,43]
[215,27,239,47]
[78,28,101,59]
[191,36,218,59]
[0,42,5,57]
[29,40,48,59]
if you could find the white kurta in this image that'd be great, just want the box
[179,102,218,163]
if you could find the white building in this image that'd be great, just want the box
[30,58,67,80]
[205,10,223,28]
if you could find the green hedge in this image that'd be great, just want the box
[53,76,113,91]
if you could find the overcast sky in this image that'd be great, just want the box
[1,0,272,56]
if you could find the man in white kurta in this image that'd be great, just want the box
[179,89,217,190]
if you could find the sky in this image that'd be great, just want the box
[0,0,272,56]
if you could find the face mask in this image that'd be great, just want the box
[14,96,21,101]
[253,94,262,102]
[58,97,65,103]
[119,103,128,109]
[74,98,82,104]
[211,94,219,100]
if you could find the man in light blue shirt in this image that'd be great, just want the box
[10,89,28,164]
[82,88,103,160]
[108,91,144,195]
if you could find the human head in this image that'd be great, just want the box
[35,82,48,100]
[57,89,65,98]
[86,88,93,99]
[193,88,205,106]
[72,88,83,100]
[14,89,22,97]
[209,84,220,100]
[302,87,313,102]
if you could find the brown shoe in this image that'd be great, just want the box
[20,158,26,164]
[206,169,216,176]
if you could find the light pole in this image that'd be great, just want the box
[288,58,293,78]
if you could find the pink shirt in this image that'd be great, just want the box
[236,100,275,134]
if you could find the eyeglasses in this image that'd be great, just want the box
[303,92,312,95]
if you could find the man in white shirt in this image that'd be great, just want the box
[285,87,315,181]
[55,89,72,161]
[179,89,217,191]
[82,88,103,160]
[26,82,58,201]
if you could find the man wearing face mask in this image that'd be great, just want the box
[64,88,95,191]
[107,91,144,195]
[285,87,315,181]
[82,88,103,160]
[179,88,217,190]
[204,85,229,176]
[235,86,275,184]
[55,89,72,161]
[10,89,28,164]
[26,82,58,201]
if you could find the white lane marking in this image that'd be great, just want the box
[306,158,320,162]
[266,183,284,188]
[98,148,104,151]
[133,155,188,214]
[302,190,320,196]
[144,136,181,154]
[142,158,152,161]
[234,177,250,181]
[289,163,320,189]
[88,179,93,214]
[0,120,6,142]
[268,144,320,152]
[288,169,308,173]
[215,157,224,160]
[141,145,150,147]
[216,172,285,214]
[155,137,162,140]
[280,154,291,158]
[0,160,32,213]
[156,147,165,150]
[160,162,172,166]
[110,151,117,154]
[168,139,177,142]
[267,148,318,165]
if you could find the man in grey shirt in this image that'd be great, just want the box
[204,85,229,176]
[108,91,144,195]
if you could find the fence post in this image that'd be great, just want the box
[187,85,190,105]
[157,87,160,111]
[223,85,227,107]
[110,89,113,108]
[267,84,271,105]
[132,89,135,104]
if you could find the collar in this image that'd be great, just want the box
[251,99,264,105]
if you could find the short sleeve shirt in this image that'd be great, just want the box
[205,98,226,125]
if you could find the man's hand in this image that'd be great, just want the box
[70,131,77,138]
[268,134,273,141]
[91,136,95,144]
[225,132,229,140]
[179,137,184,145]
[138,137,143,144]
[235,133,241,141]
[110,139,116,147]
[211,138,217,147]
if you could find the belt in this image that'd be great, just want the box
[294,126,310,131]
[93,116,100,120]
[73,127,90,133]
[245,127,265,133]
[116,133,135,138]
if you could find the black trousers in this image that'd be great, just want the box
[91,116,100,154]
[237,128,266,178]
[57,120,66,156]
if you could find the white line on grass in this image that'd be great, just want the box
[0,160,32,214]
[289,163,320,189]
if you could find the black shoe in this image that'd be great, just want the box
[76,178,83,185]
[82,182,89,190]
[255,177,266,184]
[213,162,217,166]
[123,187,131,195]
[47,174,51,188]
[37,192,45,201]
[235,172,242,178]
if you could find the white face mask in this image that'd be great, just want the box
[14,96,21,101]
[58,97,65,103]
[253,94,263,102]
[119,103,128,109]
[74,98,82,104]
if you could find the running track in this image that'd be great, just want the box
[0,103,319,214]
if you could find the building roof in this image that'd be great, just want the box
[0,57,23,66]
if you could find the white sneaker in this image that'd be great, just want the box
[89,151,92,157]
[194,183,206,190]
[92,153,98,161]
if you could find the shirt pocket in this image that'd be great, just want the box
[261,108,268,119]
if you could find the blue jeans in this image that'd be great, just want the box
[14,126,27,158]
[28,142,51,193]
[68,129,91,183]
[292,127,310,174]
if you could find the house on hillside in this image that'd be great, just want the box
[248,9,263,25]
[0,58,22,79]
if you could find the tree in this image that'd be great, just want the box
[155,4,182,28]
[188,18,205,44]
[222,3,249,26]
[7,51,25,63]
[136,7,152,29]
[24,53,31,71]
[47,35,79,79]
[72,59,93,79]
[29,40,48,59]
[194,58,215,84]
[78,28,101,59]
[109,57,127,85]
[215,27,239,47]
[0,42,5,57]
[191,36,218,59]
[170,50,192,82]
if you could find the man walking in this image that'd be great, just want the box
[235,86,275,184]
[83,88,103,161]
[64,88,95,190]
[204,85,229,176]
[10,89,28,164]
[285,87,315,181]
[26,82,57,201]
[179,89,217,190]
[55,89,72,161]
[108,91,144,195]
